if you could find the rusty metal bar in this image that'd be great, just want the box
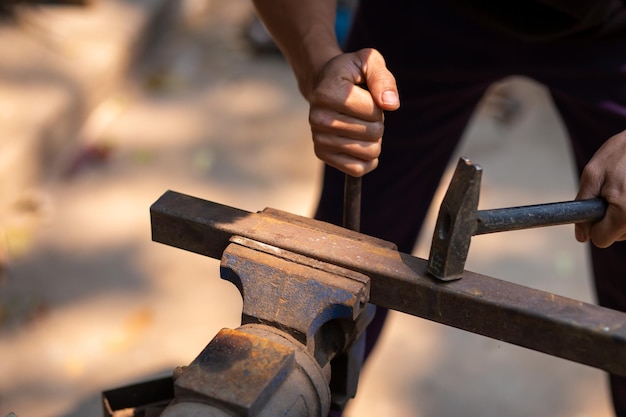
[150,190,626,377]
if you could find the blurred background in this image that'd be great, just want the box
[0,1,615,416]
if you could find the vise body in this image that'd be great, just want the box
[103,190,626,417]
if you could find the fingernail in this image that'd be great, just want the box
[382,90,399,106]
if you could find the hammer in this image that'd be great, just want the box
[426,157,607,281]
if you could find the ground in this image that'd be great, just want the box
[0,1,615,416]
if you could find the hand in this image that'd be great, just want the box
[575,130,626,247]
[307,48,400,177]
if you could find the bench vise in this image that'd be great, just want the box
[103,190,626,417]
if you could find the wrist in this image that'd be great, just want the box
[292,38,343,100]
[251,0,342,100]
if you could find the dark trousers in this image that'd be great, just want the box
[316,1,626,415]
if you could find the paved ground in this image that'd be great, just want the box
[0,1,617,417]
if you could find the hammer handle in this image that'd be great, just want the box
[475,198,607,235]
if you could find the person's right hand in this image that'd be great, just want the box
[307,48,400,177]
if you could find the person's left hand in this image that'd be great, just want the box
[575,130,626,247]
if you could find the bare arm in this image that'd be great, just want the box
[252,0,400,176]
[251,0,342,99]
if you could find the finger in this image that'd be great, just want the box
[574,222,590,243]
[356,48,400,111]
[576,161,604,201]
[342,84,387,121]
[309,107,384,142]
[318,151,379,177]
[589,203,626,248]
[574,162,604,243]
[312,80,384,122]
[314,133,382,163]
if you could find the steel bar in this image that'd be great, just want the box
[151,190,626,377]
[343,175,362,232]
[476,198,607,235]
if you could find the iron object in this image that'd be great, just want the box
[343,175,362,232]
[102,376,174,417]
[150,190,626,377]
[427,157,606,280]
[165,325,331,417]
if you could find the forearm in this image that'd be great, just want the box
[252,0,342,99]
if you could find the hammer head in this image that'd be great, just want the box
[427,157,482,281]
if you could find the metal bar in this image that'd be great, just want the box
[102,376,174,417]
[150,190,626,377]
[476,198,607,235]
[343,175,362,232]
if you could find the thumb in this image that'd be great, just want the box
[357,48,400,111]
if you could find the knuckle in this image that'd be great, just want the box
[309,88,334,108]
[343,141,379,162]
[363,141,382,159]
[581,161,601,180]
[347,166,365,177]
[313,146,332,163]
[352,159,379,177]
[312,134,334,151]
[309,108,330,129]
[369,121,384,138]
[371,67,396,86]
[591,237,610,248]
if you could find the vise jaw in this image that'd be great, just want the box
[154,205,383,417]
[220,236,371,348]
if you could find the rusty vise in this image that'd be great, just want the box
[102,190,626,417]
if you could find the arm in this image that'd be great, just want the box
[575,130,626,247]
[252,0,342,99]
[252,0,400,176]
